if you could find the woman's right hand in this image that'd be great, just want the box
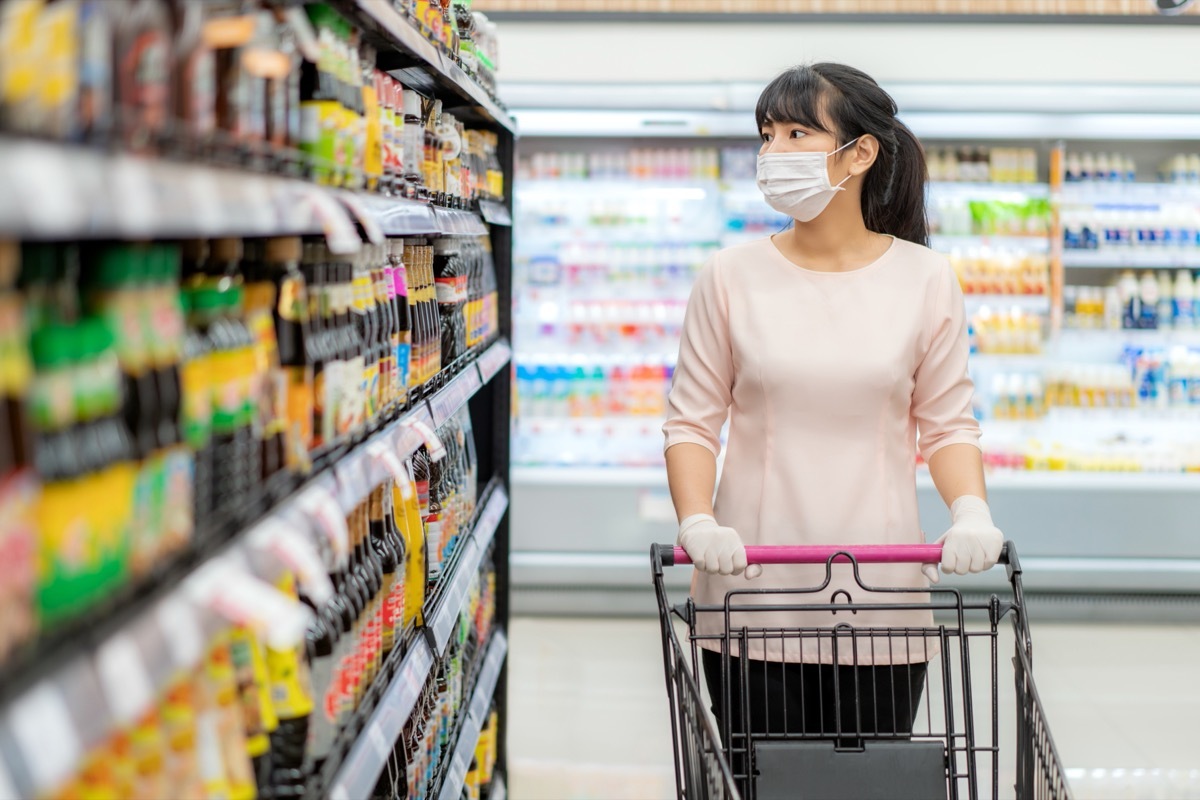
[678,514,763,579]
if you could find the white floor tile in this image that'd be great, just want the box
[506,616,1200,799]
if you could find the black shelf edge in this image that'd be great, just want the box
[476,340,513,386]
[428,483,509,656]
[430,364,486,428]
[326,637,436,800]
[351,0,515,133]
[436,630,509,800]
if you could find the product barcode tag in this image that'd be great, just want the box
[110,156,159,237]
[298,483,350,568]
[404,417,446,461]
[250,517,335,607]
[185,169,224,234]
[339,191,385,244]
[156,594,205,671]
[96,632,155,726]
[7,681,82,794]
[13,144,87,237]
[302,185,362,255]
[367,723,390,759]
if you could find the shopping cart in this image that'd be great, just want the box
[652,542,1071,800]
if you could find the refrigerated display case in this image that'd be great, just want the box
[506,82,1200,613]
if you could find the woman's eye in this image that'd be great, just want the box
[760,132,772,143]
[790,129,806,139]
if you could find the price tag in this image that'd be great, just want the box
[7,681,82,793]
[303,186,362,255]
[330,786,351,800]
[402,416,446,461]
[110,156,159,237]
[367,723,391,759]
[13,144,87,237]
[185,169,224,234]
[195,560,312,650]
[368,440,407,485]
[96,633,155,725]
[334,454,371,513]
[298,484,350,568]
[250,516,335,607]
[339,192,385,244]
[156,594,205,671]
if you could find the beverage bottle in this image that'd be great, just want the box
[204,632,258,800]
[369,486,401,657]
[402,90,424,198]
[243,241,289,495]
[394,467,425,629]
[146,245,193,558]
[264,574,315,799]
[114,0,173,153]
[1174,270,1196,330]
[419,241,438,380]
[229,625,279,797]
[171,0,216,154]
[1140,271,1160,330]
[265,237,314,476]
[406,240,426,386]
[181,286,216,541]
[353,499,384,689]
[1158,272,1175,331]
[433,239,465,368]
[300,4,338,185]
[1118,270,1140,330]
[227,283,263,515]
[351,251,378,429]
[195,285,244,519]
[301,245,330,455]
[301,589,341,781]
[374,249,395,415]
[338,259,366,441]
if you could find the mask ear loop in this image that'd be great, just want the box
[828,137,862,189]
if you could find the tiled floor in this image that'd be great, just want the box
[507,616,1200,800]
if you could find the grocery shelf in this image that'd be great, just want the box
[348,0,514,133]
[427,482,509,657]
[930,235,1050,251]
[1062,250,1200,269]
[431,363,486,428]
[326,638,436,800]
[963,295,1051,314]
[0,135,494,245]
[437,631,509,800]
[927,182,1050,198]
[478,340,515,384]
[1059,182,1200,205]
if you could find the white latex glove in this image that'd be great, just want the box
[678,514,763,579]
[923,496,1004,584]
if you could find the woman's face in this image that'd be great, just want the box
[758,119,841,156]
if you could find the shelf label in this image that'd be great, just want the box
[334,453,371,513]
[403,415,446,461]
[367,723,391,759]
[298,482,351,569]
[110,157,159,237]
[156,594,206,671]
[302,185,362,255]
[432,540,478,654]
[249,516,335,607]
[477,341,512,384]
[478,200,512,226]
[475,488,509,552]
[7,681,82,794]
[339,191,386,244]
[185,169,225,234]
[96,632,155,726]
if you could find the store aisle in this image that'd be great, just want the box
[507,616,1200,800]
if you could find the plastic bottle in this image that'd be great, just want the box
[1174,270,1196,330]
[1158,272,1175,331]
[389,241,411,407]
[114,0,173,153]
[1118,270,1140,329]
[403,89,424,196]
[1140,271,1161,329]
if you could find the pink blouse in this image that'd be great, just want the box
[663,235,981,664]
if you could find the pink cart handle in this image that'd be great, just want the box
[669,543,943,566]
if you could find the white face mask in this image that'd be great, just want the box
[756,138,859,222]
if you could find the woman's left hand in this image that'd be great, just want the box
[922,495,1004,584]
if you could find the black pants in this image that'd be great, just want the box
[701,649,927,752]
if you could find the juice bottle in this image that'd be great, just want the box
[147,245,193,560]
[265,237,313,476]
[243,241,288,495]
[114,0,172,153]
[0,241,37,660]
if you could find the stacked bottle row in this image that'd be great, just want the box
[23,405,485,800]
[0,0,504,207]
[0,235,499,667]
[927,147,1040,184]
[971,441,1200,474]
[928,196,1051,237]
[515,357,674,421]
[1061,204,1200,253]
[1065,270,1200,331]
[949,249,1050,296]
[519,149,721,182]
[969,308,1044,355]
[373,555,498,800]
[1063,152,1139,184]
[390,1,501,97]
[1159,154,1200,185]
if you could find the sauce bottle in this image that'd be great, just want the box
[388,240,410,410]
[181,287,215,545]
[115,0,173,153]
[351,251,377,430]
[264,574,315,797]
[301,244,330,457]
[229,625,278,797]
[243,240,288,496]
[300,585,341,782]
[224,282,263,516]
[370,486,400,657]
[264,237,313,478]
[172,0,216,155]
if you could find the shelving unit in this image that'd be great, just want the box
[0,2,516,799]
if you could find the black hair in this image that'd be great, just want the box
[755,63,929,247]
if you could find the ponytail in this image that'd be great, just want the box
[755,63,929,247]
[863,120,929,247]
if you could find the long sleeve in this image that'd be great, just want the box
[663,256,733,457]
[912,264,982,461]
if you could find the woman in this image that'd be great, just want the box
[662,63,1004,744]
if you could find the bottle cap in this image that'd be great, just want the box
[265,236,303,264]
[210,237,244,263]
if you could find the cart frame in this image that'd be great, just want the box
[652,541,1072,800]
